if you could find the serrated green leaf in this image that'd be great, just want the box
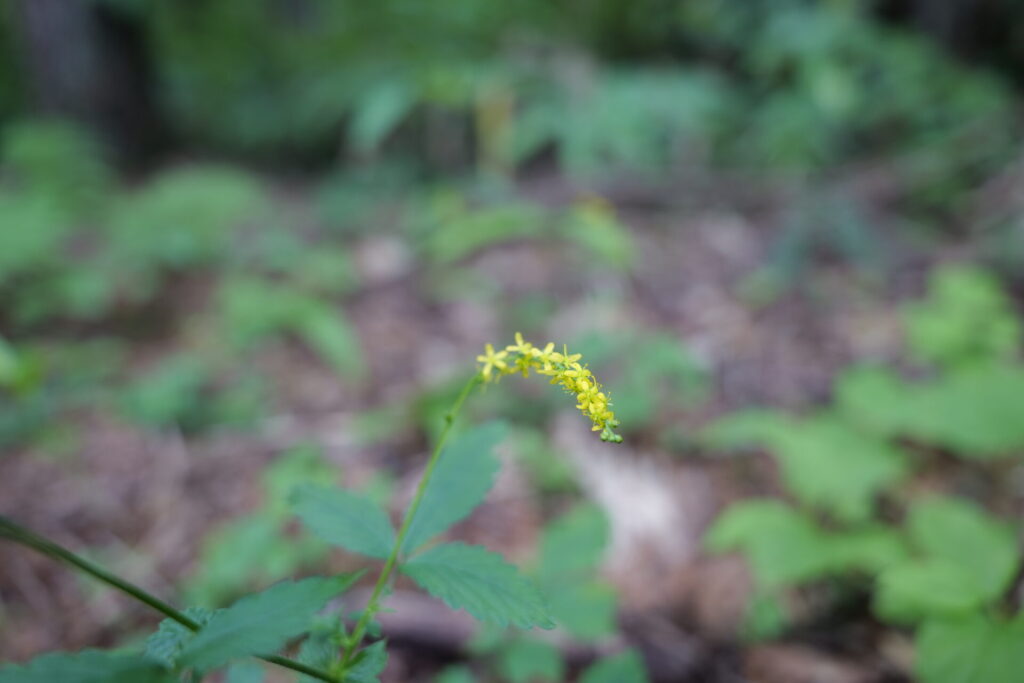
[497,639,564,683]
[144,607,213,667]
[538,503,609,579]
[178,575,356,671]
[579,650,649,683]
[402,422,506,554]
[907,497,1018,601]
[297,615,346,682]
[344,640,388,683]
[0,650,171,683]
[293,485,396,559]
[916,616,1024,683]
[401,542,554,629]
[875,560,990,624]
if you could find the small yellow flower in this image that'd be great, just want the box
[475,344,509,381]
[549,345,581,365]
[476,333,622,442]
[505,332,534,356]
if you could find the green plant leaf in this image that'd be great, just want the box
[706,414,907,521]
[0,650,171,683]
[705,500,834,589]
[349,81,416,153]
[904,266,1021,369]
[178,575,357,671]
[262,445,338,520]
[297,615,346,682]
[875,560,990,624]
[773,418,907,522]
[741,592,788,641]
[434,665,476,683]
[225,661,265,683]
[293,485,396,559]
[701,410,791,450]
[108,166,264,268]
[298,308,365,381]
[344,640,388,683]
[402,422,506,554]
[907,497,1018,601]
[144,607,213,667]
[538,503,609,579]
[578,650,649,683]
[826,526,908,573]
[497,639,564,683]
[401,542,554,629]
[838,364,1024,457]
[545,580,617,641]
[916,616,1024,683]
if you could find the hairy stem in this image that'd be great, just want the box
[0,516,340,683]
[338,373,482,672]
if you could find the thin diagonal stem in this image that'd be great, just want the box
[0,516,339,683]
[338,373,482,673]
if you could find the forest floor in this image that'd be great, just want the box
[0,167,948,682]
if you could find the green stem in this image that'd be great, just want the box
[338,373,482,672]
[0,516,340,683]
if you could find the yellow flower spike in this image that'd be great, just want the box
[476,334,622,442]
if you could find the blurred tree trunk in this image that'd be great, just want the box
[12,0,102,120]
[10,0,167,167]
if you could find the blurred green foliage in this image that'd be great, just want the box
[705,263,1024,683]
[5,0,1014,196]
[0,120,369,445]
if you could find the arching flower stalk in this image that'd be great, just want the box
[476,333,623,443]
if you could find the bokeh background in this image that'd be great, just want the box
[3,1,1024,681]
